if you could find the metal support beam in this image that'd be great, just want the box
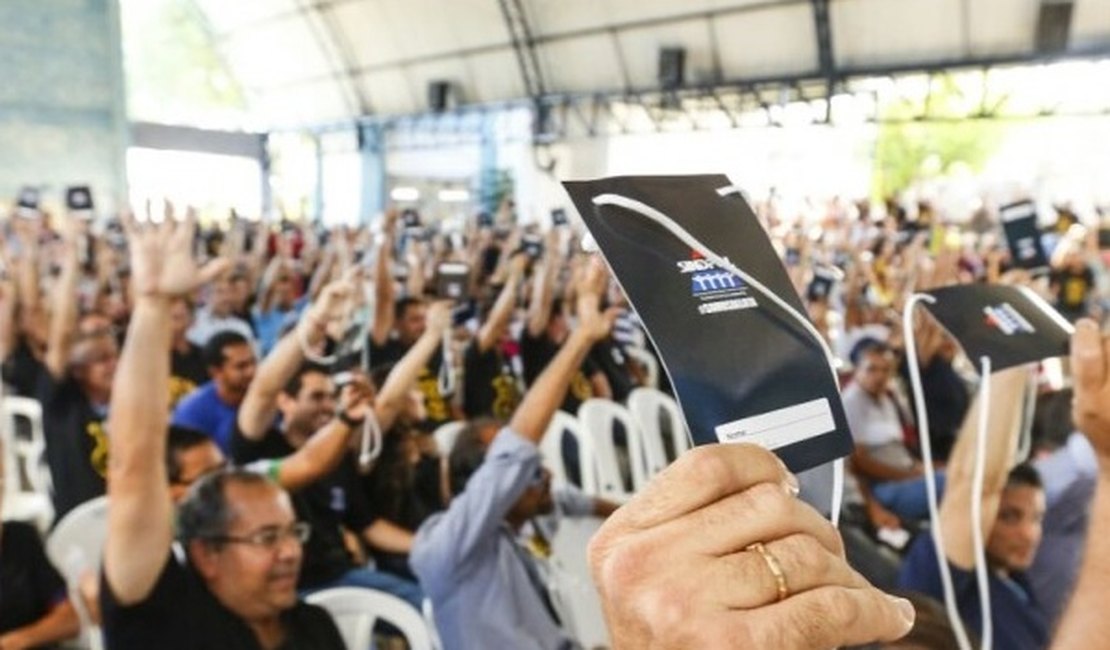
[497,0,549,141]
[811,0,835,122]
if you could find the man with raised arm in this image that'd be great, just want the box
[231,268,455,607]
[411,258,616,650]
[99,211,344,650]
[897,366,1044,648]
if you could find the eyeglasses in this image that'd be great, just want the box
[207,522,311,551]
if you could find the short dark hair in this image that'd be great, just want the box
[394,296,426,321]
[281,362,331,398]
[849,337,890,367]
[177,468,273,547]
[1006,463,1043,491]
[448,418,502,495]
[166,426,214,484]
[202,331,251,369]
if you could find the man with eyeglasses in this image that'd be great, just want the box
[98,212,345,650]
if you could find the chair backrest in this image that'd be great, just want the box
[432,421,466,457]
[1,396,52,495]
[627,387,690,477]
[540,410,586,488]
[624,346,659,389]
[577,399,645,499]
[306,587,433,650]
[46,496,110,581]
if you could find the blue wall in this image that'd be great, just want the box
[0,0,127,212]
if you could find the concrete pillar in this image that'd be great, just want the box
[0,0,129,211]
[359,122,386,223]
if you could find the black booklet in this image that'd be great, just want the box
[921,284,1073,371]
[564,174,852,472]
[1000,200,1049,272]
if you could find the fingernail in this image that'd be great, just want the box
[888,595,916,629]
[781,473,800,497]
[773,456,800,497]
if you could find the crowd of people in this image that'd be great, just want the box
[0,192,1108,649]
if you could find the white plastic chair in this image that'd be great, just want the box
[431,420,466,456]
[627,387,690,478]
[1,396,54,531]
[540,410,589,488]
[577,399,645,500]
[549,516,610,648]
[46,496,109,650]
[624,346,659,389]
[306,587,433,650]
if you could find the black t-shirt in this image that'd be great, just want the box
[520,330,597,414]
[0,521,67,635]
[1052,266,1094,316]
[100,552,344,650]
[9,353,108,521]
[230,424,376,589]
[462,340,521,420]
[900,356,970,461]
[369,338,454,429]
[589,338,637,403]
[1,340,40,397]
[362,445,444,580]
[170,343,208,408]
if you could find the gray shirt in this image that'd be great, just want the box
[411,427,576,650]
[1028,433,1098,625]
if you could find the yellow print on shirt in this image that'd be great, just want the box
[168,376,198,409]
[491,375,521,420]
[569,371,592,402]
[87,420,109,478]
[418,368,451,422]
[1064,277,1088,306]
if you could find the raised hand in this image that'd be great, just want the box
[337,372,376,421]
[1071,319,1110,463]
[124,202,229,299]
[575,256,616,343]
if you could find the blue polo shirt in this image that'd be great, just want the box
[898,534,1049,650]
[170,382,238,454]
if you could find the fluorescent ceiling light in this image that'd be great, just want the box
[390,187,420,201]
[438,189,470,203]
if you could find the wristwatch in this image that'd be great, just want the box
[338,409,365,428]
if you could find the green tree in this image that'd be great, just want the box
[872,73,1006,200]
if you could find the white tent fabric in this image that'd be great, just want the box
[189,0,1110,128]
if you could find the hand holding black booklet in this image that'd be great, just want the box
[564,175,852,472]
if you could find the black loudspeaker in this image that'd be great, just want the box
[428,81,452,113]
[658,47,686,90]
[1035,1,1073,54]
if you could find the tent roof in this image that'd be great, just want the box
[188,0,1110,129]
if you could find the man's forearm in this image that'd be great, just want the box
[510,329,594,444]
[1052,473,1110,648]
[104,297,175,605]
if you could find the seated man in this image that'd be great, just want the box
[98,211,344,650]
[171,330,257,453]
[844,338,941,521]
[232,269,449,609]
[411,258,615,649]
[898,367,1048,648]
